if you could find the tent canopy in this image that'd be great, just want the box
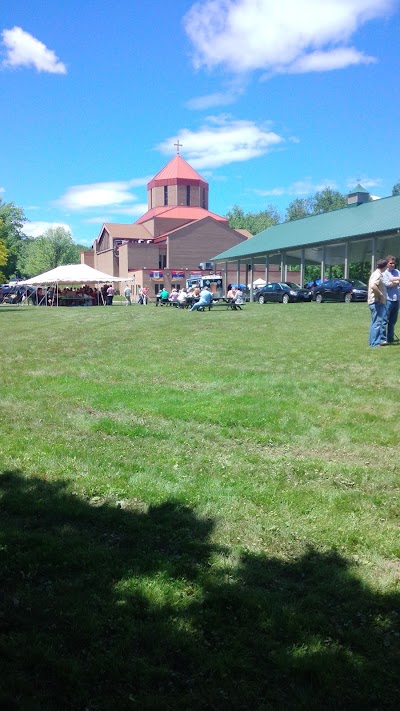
[20,263,125,285]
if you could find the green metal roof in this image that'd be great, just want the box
[348,183,370,194]
[212,194,400,262]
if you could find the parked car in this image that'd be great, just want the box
[0,285,18,303]
[0,284,35,304]
[254,281,313,304]
[312,278,354,303]
[348,279,368,301]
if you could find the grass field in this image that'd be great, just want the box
[1,302,399,710]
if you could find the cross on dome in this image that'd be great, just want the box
[174,140,183,155]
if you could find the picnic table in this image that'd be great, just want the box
[155,295,245,310]
[188,296,244,311]
[58,295,86,307]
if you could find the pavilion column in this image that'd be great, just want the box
[300,249,305,286]
[371,238,377,272]
[344,242,349,279]
[236,260,240,287]
[249,257,254,301]
[280,253,286,281]
[321,248,326,281]
[265,255,269,283]
[224,261,228,292]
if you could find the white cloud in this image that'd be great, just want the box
[108,204,149,216]
[254,178,338,197]
[286,47,376,74]
[184,0,394,76]
[83,204,149,222]
[346,176,383,188]
[157,116,283,169]
[84,217,114,224]
[186,91,238,110]
[22,221,72,238]
[186,78,245,109]
[0,186,5,193]
[1,26,67,74]
[55,179,150,211]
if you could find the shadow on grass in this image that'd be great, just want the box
[1,470,398,710]
[0,306,30,314]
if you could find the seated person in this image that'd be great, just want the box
[233,288,244,310]
[159,287,169,305]
[177,288,188,308]
[189,286,213,311]
[226,287,237,301]
[168,288,179,304]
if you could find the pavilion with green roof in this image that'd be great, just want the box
[212,186,400,291]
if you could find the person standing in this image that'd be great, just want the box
[106,284,115,306]
[382,256,400,344]
[124,284,132,305]
[141,286,149,305]
[368,259,388,347]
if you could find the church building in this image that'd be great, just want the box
[81,150,251,298]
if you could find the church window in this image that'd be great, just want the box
[164,186,168,206]
[186,185,190,206]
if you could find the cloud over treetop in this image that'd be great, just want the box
[157,116,284,169]
[184,0,394,75]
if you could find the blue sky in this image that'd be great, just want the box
[1,0,399,246]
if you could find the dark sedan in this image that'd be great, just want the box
[255,282,313,304]
[312,278,355,303]
[348,279,368,301]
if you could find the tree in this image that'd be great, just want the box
[285,189,346,222]
[22,227,82,276]
[0,216,8,277]
[392,181,400,196]
[0,198,27,280]
[226,204,281,234]
[285,197,314,221]
[313,187,347,214]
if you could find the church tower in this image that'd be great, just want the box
[147,153,209,211]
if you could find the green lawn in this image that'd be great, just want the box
[1,302,399,710]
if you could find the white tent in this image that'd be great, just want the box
[247,278,267,288]
[20,263,124,285]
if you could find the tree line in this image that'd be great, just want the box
[0,199,88,283]
[1,181,399,283]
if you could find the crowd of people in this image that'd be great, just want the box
[26,284,117,306]
[155,284,244,310]
[368,255,400,347]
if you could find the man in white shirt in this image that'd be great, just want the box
[106,284,115,306]
[368,259,388,347]
[382,256,400,344]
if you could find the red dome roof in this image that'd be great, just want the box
[147,155,208,190]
